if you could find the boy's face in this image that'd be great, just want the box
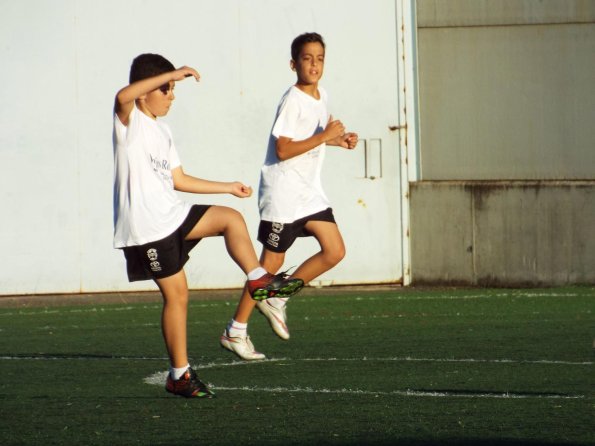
[292,42,325,85]
[140,81,175,119]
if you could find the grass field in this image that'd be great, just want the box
[0,286,593,446]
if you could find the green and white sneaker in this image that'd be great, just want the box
[247,272,304,301]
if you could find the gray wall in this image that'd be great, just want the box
[410,0,595,285]
[410,181,595,286]
[416,0,595,180]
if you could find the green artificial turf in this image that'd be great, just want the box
[0,286,593,445]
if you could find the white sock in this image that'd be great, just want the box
[170,363,190,380]
[247,267,267,280]
[227,319,248,338]
[268,297,289,309]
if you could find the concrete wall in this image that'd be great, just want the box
[416,0,595,180]
[409,0,595,286]
[410,181,595,286]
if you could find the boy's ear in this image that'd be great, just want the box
[290,59,296,71]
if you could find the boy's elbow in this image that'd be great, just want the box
[114,91,128,114]
[171,168,187,191]
[275,141,290,161]
[115,89,126,106]
[115,86,135,109]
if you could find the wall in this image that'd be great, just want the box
[410,0,595,286]
[3,0,591,293]
[0,0,406,295]
[410,181,595,286]
[416,0,595,180]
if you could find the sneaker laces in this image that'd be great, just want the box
[275,266,297,280]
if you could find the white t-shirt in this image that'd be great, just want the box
[112,105,191,248]
[258,85,331,223]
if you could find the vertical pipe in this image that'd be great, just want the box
[396,0,420,286]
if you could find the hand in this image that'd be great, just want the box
[323,115,346,142]
[343,132,359,150]
[172,66,200,82]
[329,131,359,149]
[230,182,253,198]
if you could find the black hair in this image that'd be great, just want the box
[291,32,325,61]
[129,53,175,84]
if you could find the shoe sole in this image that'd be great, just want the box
[165,387,215,399]
[252,279,304,302]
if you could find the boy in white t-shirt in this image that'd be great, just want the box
[113,53,304,398]
[220,33,358,360]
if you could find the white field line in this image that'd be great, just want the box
[2,355,591,366]
[142,356,592,400]
[191,357,594,368]
[0,353,585,399]
[210,386,585,400]
[0,302,223,317]
[143,369,585,400]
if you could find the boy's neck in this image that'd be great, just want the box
[295,82,320,100]
[136,99,158,120]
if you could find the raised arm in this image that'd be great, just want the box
[114,66,200,125]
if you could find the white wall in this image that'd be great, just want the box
[0,0,405,295]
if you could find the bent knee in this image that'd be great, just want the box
[217,205,243,221]
[323,245,346,267]
[167,293,189,307]
[214,206,248,230]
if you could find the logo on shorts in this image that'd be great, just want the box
[147,249,158,261]
[267,232,280,248]
[147,248,162,272]
[272,222,284,233]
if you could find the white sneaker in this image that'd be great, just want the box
[257,299,290,340]
[220,330,266,360]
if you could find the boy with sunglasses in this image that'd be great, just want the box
[113,53,304,398]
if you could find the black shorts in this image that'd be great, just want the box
[122,205,211,282]
[257,208,336,253]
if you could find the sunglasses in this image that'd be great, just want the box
[158,83,172,94]
[158,74,192,94]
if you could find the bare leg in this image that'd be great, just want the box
[291,220,346,283]
[155,270,190,368]
[185,205,260,274]
[232,221,345,324]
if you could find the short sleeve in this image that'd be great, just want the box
[271,93,300,140]
[169,143,182,169]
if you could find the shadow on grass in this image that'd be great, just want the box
[386,440,589,446]
[151,439,589,446]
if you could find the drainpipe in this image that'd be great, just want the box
[396,0,421,286]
